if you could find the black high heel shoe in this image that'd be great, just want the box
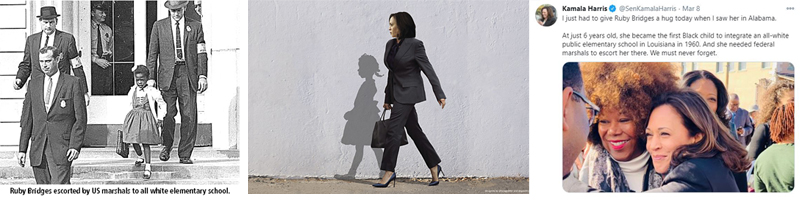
[429,165,445,186]
[372,172,396,188]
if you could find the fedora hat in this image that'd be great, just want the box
[164,0,189,10]
[92,1,109,11]
[37,6,60,19]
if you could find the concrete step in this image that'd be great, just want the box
[0,147,239,159]
[0,158,239,179]
[0,147,239,184]
[78,171,178,180]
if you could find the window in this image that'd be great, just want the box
[762,62,769,69]
[739,62,746,71]
[90,1,134,95]
[681,62,686,74]
[728,62,735,72]
[692,62,697,71]
[717,62,724,73]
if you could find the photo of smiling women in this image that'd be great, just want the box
[575,62,679,192]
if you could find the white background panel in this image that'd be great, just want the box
[0,53,24,75]
[0,5,27,28]
[0,75,27,98]
[0,99,22,122]
[0,123,21,146]
[0,29,27,52]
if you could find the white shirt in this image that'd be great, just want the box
[40,31,55,49]
[43,72,60,111]
[170,17,186,62]
[613,151,650,192]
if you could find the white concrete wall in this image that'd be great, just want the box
[248,0,529,178]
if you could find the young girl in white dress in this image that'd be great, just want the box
[123,65,166,179]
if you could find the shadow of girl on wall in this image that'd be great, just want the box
[337,54,385,179]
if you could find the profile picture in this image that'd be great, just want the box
[537,4,557,27]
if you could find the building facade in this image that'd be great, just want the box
[676,62,795,112]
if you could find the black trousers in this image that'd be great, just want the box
[161,63,198,159]
[380,103,441,172]
[91,62,113,95]
[32,138,72,184]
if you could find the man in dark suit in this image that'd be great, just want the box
[17,46,87,184]
[13,6,88,105]
[146,0,208,164]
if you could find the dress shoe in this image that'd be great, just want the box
[159,147,171,161]
[135,158,145,166]
[372,172,396,188]
[179,158,193,164]
[429,165,445,186]
[143,164,152,179]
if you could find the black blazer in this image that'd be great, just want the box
[383,38,446,104]
[543,17,556,26]
[19,73,87,166]
[146,17,208,91]
[16,30,86,93]
[747,123,773,160]
[647,156,739,192]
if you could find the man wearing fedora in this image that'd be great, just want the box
[146,0,208,164]
[13,6,88,105]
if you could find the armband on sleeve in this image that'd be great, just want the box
[198,43,207,54]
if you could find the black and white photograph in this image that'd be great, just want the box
[0,0,245,185]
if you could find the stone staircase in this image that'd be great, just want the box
[0,147,239,185]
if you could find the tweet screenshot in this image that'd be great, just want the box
[533,0,798,196]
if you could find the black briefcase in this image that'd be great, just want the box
[115,130,129,158]
[371,110,408,148]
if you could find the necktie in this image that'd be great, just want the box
[175,21,183,60]
[44,35,50,47]
[45,76,53,111]
[96,24,103,56]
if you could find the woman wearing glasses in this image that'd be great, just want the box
[576,62,679,192]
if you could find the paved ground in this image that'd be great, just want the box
[248,177,529,194]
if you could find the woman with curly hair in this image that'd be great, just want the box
[752,103,794,192]
[645,89,751,192]
[577,62,679,192]
[748,80,794,160]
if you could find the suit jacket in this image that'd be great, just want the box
[18,72,87,167]
[16,30,87,94]
[646,156,739,192]
[146,17,208,91]
[383,38,446,104]
[126,86,167,121]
